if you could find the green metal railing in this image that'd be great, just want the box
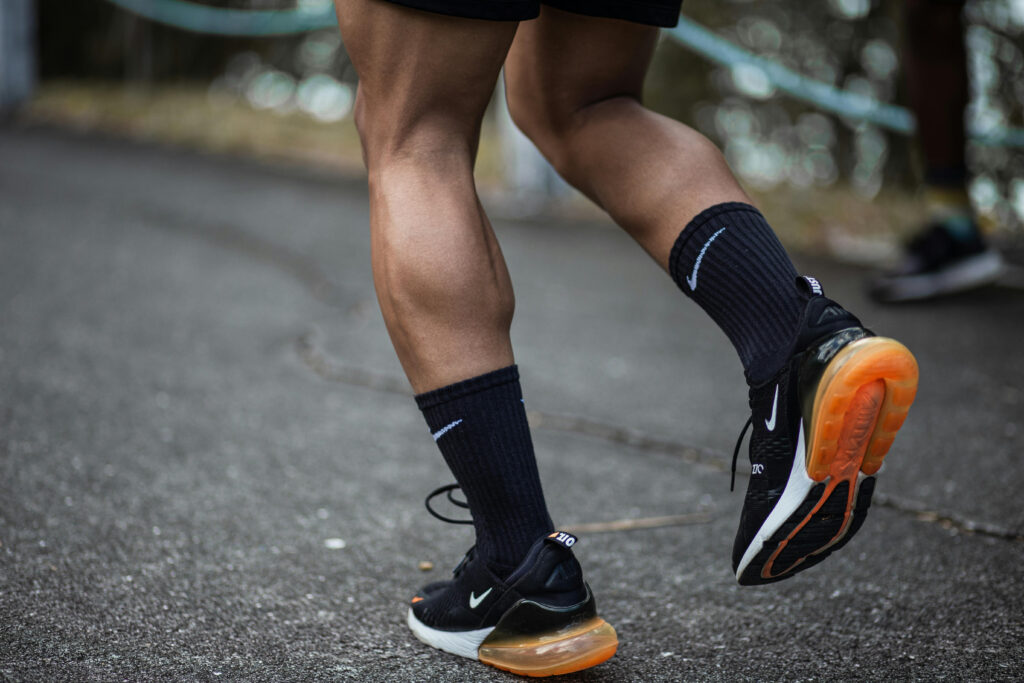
[106,0,335,36]
[105,0,1024,147]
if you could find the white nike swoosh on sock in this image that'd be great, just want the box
[686,227,727,291]
[432,419,463,442]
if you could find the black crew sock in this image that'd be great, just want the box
[668,202,809,386]
[416,365,553,577]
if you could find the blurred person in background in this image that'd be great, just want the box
[334,0,918,675]
[869,0,1005,302]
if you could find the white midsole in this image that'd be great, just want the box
[736,421,879,580]
[406,608,494,661]
[735,422,814,580]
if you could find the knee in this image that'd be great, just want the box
[505,82,576,173]
[353,94,476,174]
[364,125,477,183]
[505,83,643,182]
[505,83,553,144]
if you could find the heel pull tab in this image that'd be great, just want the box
[798,275,824,296]
[545,531,578,550]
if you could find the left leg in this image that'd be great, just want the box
[506,8,749,269]
[506,7,920,584]
[505,7,825,385]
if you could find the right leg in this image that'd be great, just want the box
[336,0,543,569]
[336,0,518,393]
[335,1,616,674]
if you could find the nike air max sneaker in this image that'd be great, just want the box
[407,530,618,677]
[732,277,919,585]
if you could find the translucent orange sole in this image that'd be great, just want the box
[760,337,918,579]
[478,616,618,677]
[806,337,919,481]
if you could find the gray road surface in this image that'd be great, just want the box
[1,127,1022,681]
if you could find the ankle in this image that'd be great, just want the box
[417,366,554,577]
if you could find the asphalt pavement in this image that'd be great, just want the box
[1,126,1022,681]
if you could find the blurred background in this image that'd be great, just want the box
[3,0,1024,259]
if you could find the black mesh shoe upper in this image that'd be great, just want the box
[412,532,590,632]
[731,290,866,573]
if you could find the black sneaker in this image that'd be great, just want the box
[408,490,617,676]
[869,222,1003,302]
[732,278,919,585]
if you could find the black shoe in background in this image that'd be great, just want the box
[869,222,1003,302]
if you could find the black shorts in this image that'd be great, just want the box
[382,0,682,28]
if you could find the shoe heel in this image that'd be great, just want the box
[477,594,618,677]
[861,343,919,474]
[807,337,919,481]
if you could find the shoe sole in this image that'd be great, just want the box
[737,337,918,584]
[407,608,618,677]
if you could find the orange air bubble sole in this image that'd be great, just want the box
[478,617,618,678]
[805,337,919,482]
[758,338,918,580]
[761,379,888,579]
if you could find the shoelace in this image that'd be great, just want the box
[424,484,475,578]
[731,416,753,493]
[428,421,752,517]
[425,483,474,525]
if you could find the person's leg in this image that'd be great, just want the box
[334,1,616,674]
[870,0,1002,302]
[506,8,918,585]
[337,0,553,569]
[507,11,749,268]
[506,8,811,385]
[337,0,517,392]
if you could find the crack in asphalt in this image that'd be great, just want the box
[139,206,347,308]
[295,328,1024,544]
[42,170,1018,546]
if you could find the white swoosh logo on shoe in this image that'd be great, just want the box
[431,419,463,442]
[686,227,727,291]
[765,385,779,431]
[469,587,492,609]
